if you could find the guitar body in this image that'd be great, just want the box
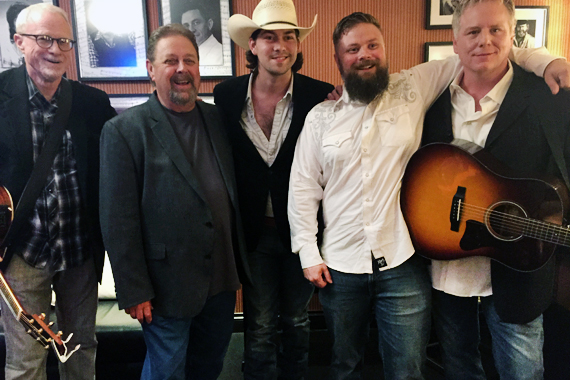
[401,143,569,272]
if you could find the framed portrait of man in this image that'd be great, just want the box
[0,0,56,72]
[159,0,234,78]
[71,0,149,80]
[514,6,548,49]
[426,0,454,29]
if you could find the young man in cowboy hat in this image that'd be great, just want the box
[214,0,333,378]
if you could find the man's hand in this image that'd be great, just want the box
[125,300,153,324]
[303,263,333,288]
[326,85,344,101]
[544,59,570,95]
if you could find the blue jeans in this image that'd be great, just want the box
[242,225,314,379]
[319,254,431,380]
[433,290,544,380]
[140,291,236,380]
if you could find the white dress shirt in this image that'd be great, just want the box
[288,47,559,275]
[430,62,514,297]
[199,34,223,66]
[241,74,294,217]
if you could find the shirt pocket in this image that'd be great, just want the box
[376,104,414,147]
[322,131,353,166]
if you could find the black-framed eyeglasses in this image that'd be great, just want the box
[19,34,76,52]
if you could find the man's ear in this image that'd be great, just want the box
[13,34,25,53]
[207,18,214,31]
[248,38,257,55]
[334,52,341,73]
[452,36,458,54]
[146,59,155,82]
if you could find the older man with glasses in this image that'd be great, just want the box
[0,3,116,380]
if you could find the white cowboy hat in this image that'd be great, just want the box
[228,0,317,50]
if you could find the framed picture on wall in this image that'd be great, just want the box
[0,0,57,72]
[158,0,234,79]
[426,0,454,29]
[514,6,548,49]
[424,42,455,62]
[71,0,149,81]
[109,94,150,114]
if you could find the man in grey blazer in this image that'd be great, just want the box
[99,24,250,380]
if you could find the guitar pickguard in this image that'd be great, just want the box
[459,220,514,251]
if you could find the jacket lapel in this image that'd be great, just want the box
[198,102,238,206]
[147,94,208,203]
[1,65,33,171]
[485,63,531,148]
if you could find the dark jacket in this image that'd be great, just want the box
[422,63,570,324]
[99,94,251,317]
[214,73,334,252]
[0,64,116,281]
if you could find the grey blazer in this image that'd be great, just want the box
[99,93,250,318]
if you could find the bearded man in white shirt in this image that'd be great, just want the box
[422,1,570,379]
[288,11,570,380]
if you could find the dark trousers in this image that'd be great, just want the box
[242,225,314,380]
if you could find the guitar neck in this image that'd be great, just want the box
[524,221,570,248]
[0,271,24,320]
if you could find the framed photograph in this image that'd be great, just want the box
[0,0,56,72]
[109,94,149,114]
[514,6,548,49]
[425,42,455,62]
[71,0,149,81]
[426,0,454,29]
[159,0,234,78]
[199,93,214,105]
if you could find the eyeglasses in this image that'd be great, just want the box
[19,34,75,52]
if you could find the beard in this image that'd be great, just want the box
[342,59,390,104]
[169,72,197,106]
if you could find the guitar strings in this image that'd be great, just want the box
[456,202,570,245]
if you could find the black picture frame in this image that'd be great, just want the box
[424,42,455,62]
[108,94,149,114]
[158,0,235,79]
[0,0,58,72]
[514,6,549,49]
[426,0,453,30]
[71,0,149,81]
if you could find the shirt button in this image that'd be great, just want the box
[335,141,339,145]
[366,222,370,226]
[365,173,369,177]
[363,148,367,152]
[366,198,370,202]
[390,117,395,122]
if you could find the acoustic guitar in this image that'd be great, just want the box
[400,142,570,272]
[0,186,79,362]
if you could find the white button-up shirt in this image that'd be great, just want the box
[241,73,294,217]
[430,63,514,297]
[288,47,558,275]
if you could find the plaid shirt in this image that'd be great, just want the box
[15,74,87,271]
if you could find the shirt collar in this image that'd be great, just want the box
[450,60,514,106]
[26,71,63,105]
[246,71,295,103]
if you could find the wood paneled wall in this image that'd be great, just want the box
[57,0,569,94]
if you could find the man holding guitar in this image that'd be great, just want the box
[0,3,116,379]
[422,0,570,378]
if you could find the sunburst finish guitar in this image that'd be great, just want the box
[0,186,79,362]
[401,142,570,272]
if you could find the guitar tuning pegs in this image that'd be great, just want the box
[39,313,46,320]
[57,331,63,337]
[48,322,54,327]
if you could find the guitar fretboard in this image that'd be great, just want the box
[0,272,23,319]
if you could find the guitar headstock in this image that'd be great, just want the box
[20,313,80,363]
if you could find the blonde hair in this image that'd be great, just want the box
[451,0,515,37]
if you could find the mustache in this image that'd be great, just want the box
[171,73,195,86]
[353,59,379,70]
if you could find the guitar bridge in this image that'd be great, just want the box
[450,186,466,232]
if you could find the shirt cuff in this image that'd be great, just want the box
[298,243,324,269]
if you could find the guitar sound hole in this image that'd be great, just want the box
[485,201,527,241]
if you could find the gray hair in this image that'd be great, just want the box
[451,0,515,37]
[15,3,70,34]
